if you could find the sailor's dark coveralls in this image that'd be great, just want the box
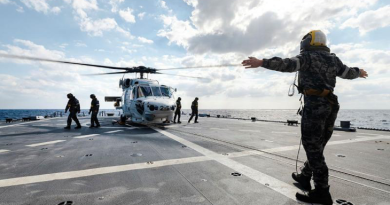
[65,97,81,127]
[188,100,198,123]
[174,99,181,122]
[262,50,360,187]
[90,98,100,127]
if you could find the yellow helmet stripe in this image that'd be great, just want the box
[309,30,326,46]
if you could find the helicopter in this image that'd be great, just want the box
[0,54,240,124]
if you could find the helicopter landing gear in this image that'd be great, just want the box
[118,115,127,125]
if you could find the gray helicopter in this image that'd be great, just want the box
[0,54,238,124]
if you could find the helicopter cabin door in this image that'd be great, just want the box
[123,89,131,116]
[129,86,140,118]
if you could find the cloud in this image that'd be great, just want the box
[137,37,153,44]
[120,46,137,54]
[158,0,377,55]
[0,39,124,109]
[70,0,98,18]
[79,17,117,36]
[2,39,65,60]
[116,27,134,39]
[158,0,172,13]
[159,0,168,9]
[0,0,24,12]
[340,6,390,34]
[75,42,87,47]
[119,8,136,23]
[19,0,61,14]
[67,0,134,39]
[330,43,390,74]
[157,15,198,48]
[0,0,10,4]
[108,0,123,13]
[59,43,68,49]
[51,6,61,14]
[20,0,50,13]
[138,12,146,20]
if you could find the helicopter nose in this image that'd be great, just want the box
[158,105,175,111]
[147,103,175,111]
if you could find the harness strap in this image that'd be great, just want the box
[303,89,330,97]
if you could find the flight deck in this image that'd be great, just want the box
[0,116,389,205]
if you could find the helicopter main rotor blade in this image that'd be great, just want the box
[82,71,130,76]
[159,64,242,70]
[156,72,206,79]
[0,54,128,70]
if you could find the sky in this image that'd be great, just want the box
[0,0,389,109]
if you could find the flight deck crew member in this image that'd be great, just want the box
[174,97,182,123]
[242,30,368,205]
[64,93,82,129]
[188,97,199,123]
[89,94,100,128]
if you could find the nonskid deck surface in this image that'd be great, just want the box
[0,116,389,205]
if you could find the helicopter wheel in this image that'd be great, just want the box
[118,115,127,125]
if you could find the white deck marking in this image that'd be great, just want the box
[98,127,134,129]
[104,130,123,134]
[1,132,389,190]
[36,124,50,126]
[184,127,199,129]
[0,156,209,188]
[327,135,390,145]
[228,135,390,158]
[210,128,229,131]
[238,129,262,133]
[272,131,298,134]
[0,150,10,154]
[356,135,375,138]
[26,140,66,147]
[359,133,381,136]
[74,134,100,139]
[154,128,300,202]
[0,118,55,129]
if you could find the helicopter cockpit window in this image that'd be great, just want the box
[151,87,162,96]
[138,86,152,97]
[160,87,172,97]
[126,90,131,100]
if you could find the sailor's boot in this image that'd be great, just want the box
[296,186,333,205]
[292,172,311,190]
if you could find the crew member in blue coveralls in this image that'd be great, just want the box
[242,30,368,205]
[89,94,100,128]
[64,93,81,129]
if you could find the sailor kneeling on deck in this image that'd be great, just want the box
[242,30,368,205]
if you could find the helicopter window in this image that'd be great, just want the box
[161,87,171,97]
[151,87,162,96]
[126,90,131,100]
[139,86,152,97]
[128,89,133,100]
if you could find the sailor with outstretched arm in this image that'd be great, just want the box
[242,30,368,205]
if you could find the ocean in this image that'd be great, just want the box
[1,109,389,130]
